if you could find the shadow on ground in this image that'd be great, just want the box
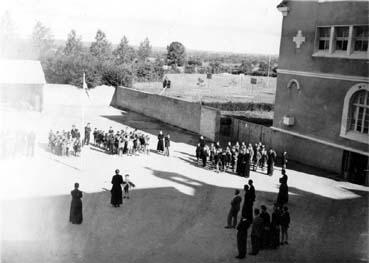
[2,167,368,263]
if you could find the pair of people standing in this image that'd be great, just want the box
[157,131,170,156]
[111,169,136,207]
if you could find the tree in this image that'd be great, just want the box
[90,29,112,62]
[31,21,54,59]
[137,37,152,61]
[113,36,136,65]
[166,41,186,67]
[0,11,17,58]
[64,30,83,56]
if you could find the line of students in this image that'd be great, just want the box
[92,126,150,156]
[196,137,287,177]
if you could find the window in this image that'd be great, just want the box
[354,26,368,52]
[340,83,369,143]
[318,27,330,50]
[314,25,369,59]
[349,90,369,134]
[335,27,349,51]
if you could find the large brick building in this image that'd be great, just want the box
[273,0,369,185]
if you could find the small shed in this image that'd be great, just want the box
[0,59,46,111]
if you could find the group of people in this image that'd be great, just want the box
[226,175,291,259]
[0,129,36,159]
[69,169,136,224]
[162,76,171,89]
[92,126,151,156]
[48,125,82,157]
[156,130,171,156]
[195,136,287,177]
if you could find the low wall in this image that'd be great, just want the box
[111,87,220,140]
[200,106,221,141]
[271,129,343,174]
[227,117,342,174]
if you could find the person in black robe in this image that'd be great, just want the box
[235,218,251,259]
[280,170,288,184]
[69,183,83,224]
[267,149,276,176]
[237,150,245,176]
[162,76,168,88]
[270,204,282,249]
[243,149,251,178]
[248,179,256,203]
[260,205,271,249]
[157,131,164,153]
[241,185,254,223]
[277,178,289,207]
[111,169,124,207]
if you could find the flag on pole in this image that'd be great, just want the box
[83,72,90,98]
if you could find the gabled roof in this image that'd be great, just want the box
[0,59,46,85]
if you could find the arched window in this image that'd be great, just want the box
[349,90,369,134]
[340,83,369,143]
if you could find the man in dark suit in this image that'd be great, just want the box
[250,208,263,255]
[260,205,271,249]
[235,218,251,259]
[225,189,242,229]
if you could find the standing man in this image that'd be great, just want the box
[162,76,168,89]
[248,180,256,204]
[84,123,91,146]
[267,149,276,176]
[241,185,254,223]
[235,218,250,259]
[110,169,124,207]
[225,189,242,229]
[260,205,271,249]
[164,134,170,157]
[250,208,263,255]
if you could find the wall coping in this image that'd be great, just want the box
[271,126,369,156]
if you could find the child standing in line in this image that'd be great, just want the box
[123,174,136,199]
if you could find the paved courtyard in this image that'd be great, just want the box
[0,84,368,263]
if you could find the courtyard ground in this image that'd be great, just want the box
[0,84,368,263]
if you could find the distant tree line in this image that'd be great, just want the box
[0,12,278,90]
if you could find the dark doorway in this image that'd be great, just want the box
[219,117,232,144]
[342,151,369,186]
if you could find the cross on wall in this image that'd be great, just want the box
[293,30,305,48]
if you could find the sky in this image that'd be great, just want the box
[0,0,283,54]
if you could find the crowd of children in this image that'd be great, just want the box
[195,136,286,176]
[92,126,150,156]
[48,125,82,157]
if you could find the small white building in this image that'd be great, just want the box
[0,59,46,111]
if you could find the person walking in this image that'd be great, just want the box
[111,169,124,207]
[225,189,242,229]
[69,183,83,224]
[280,206,290,245]
[235,218,251,259]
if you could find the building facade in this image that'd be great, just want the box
[273,0,369,185]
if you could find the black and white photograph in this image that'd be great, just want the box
[0,0,368,262]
